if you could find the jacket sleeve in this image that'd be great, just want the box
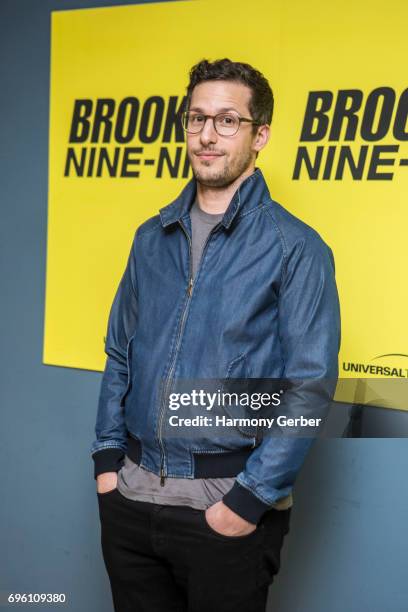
[90,230,139,479]
[222,232,341,523]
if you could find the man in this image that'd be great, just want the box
[91,58,341,612]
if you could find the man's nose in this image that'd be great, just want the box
[199,117,218,146]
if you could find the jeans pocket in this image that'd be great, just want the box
[97,486,118,497]
[200,510,260,541]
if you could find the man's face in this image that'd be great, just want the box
[186,80,261,188]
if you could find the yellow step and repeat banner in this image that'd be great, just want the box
[44,0,408,410]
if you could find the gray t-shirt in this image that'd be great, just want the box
[116,198,235,510]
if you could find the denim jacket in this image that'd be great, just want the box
[91,167,341,523]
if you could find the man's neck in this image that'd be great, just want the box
[196,165,256,214]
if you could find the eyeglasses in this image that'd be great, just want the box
[181,110,260,136]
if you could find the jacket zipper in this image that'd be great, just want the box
[157,218,221,486]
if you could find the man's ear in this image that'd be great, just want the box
[253,124,270,154]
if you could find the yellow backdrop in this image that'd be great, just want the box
[44,0,408,410]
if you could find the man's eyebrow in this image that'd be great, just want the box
[188,106,241,113]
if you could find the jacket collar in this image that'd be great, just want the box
[159,167,270,230]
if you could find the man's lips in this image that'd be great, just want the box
[195,152,224,160]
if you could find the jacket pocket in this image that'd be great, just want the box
[221,354,257,438]
[119,335,134,407]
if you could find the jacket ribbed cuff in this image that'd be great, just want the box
[92,448,125,479]
[222,481,271,524]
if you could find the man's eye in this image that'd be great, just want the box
[218,115,237,125]
[191,114,205,123]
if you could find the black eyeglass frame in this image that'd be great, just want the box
[180,110,261,136]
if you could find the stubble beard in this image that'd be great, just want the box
[189,149,254,188]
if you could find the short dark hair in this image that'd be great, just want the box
[185,58,274,134]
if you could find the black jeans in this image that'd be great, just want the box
[97,487,291,612]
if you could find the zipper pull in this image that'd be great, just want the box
[187,277,193,296]
[160,466,166,487]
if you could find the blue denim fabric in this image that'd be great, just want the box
[91,167,341,523]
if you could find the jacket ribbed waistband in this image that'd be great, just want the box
[126,434,254,478]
